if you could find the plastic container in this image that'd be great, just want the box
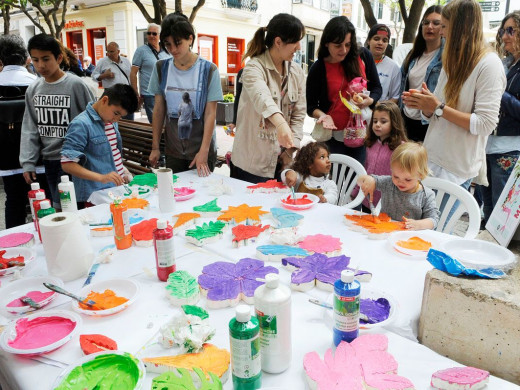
[254,273,291,373]
[110,199,132,250]
[153,219,175,281]
[229,305,262,390]
[28,182,45,229]
[58,175,78,213]
[333,270,361,345]
[36,201,56,242]
[33,192,49,240]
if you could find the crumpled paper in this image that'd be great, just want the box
[426,249,506,279]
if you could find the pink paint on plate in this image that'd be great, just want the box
[7,291,55,308]
[8,316,77,349]
[174,187,196,201]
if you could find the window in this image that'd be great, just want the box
[378,2,383,19]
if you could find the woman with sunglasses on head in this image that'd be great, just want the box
[306,16,382,166]
[230,13,306,183]
[399,5,444,142]
[147,12,222,176]
[402,0,506,194]
[480,11,520,225]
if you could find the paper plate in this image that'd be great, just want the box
[0,276,64,316]
[0,247,36,276]
[51,350,145,390]
[174,187,196,201]
[280,193,319,211]
[72,278,140,316]
[0,310,81,355]
[438,239,516,270]
[388,231,438,259]
[324,287,398,330]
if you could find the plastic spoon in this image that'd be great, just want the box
[43,283,96,308]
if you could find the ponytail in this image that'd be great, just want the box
[243,27,267,60]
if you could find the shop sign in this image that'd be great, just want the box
[65,20,85,29]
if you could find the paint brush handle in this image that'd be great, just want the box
[20,296,41,309]
[43,283,96,307]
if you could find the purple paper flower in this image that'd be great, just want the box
[282,253,351,287]
[198,258,278,303]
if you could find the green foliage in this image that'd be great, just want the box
[223,93,235,103]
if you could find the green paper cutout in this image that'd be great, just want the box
[166,271,200,302]
[151,367,222,390]
[129,173,178,187]
[182,305,209,320]
[193,198,221,213]
[185,221,226,240]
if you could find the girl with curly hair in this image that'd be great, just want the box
[281,142,338,204]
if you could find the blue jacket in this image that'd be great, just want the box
[61,102,122,202]
[399,39,445,120]
[496,56,520,137]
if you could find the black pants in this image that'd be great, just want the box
[403,114,429,143]
[165,155,216,174]
[325,138,366,166]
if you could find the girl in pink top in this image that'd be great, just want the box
[354,101,408,210]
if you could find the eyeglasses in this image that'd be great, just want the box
[499,26,516,37]
[422,19,442,27]
[147,32,158,36]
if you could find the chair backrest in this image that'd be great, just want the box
[0,86,28,171]
[329,153,367,208]
[422,176,481,239]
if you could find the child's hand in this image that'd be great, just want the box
[318,194,327,203]
[100,171,124,186]
[285,170,297,188]
[357,175,376,201]
[403,217,434,230]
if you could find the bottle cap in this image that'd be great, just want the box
[39,200,51,209]
[35,192,45,200]
[341,270,355,283]
[157,219,167,229]
[30,182,40,190]
[235,304,251,322]
[264,273,279,289]
[61,175,70,183]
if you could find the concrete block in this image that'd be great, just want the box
[418,262,520,385]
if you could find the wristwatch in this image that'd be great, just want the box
[434,102,445,117]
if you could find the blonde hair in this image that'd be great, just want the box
[442,0,490,108]
[390,142,430,180]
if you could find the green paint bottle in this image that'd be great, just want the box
[36,200,56,242]
[229,305,261,390]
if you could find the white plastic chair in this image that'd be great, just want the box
[422,177,481,239]
[329,153,367,208]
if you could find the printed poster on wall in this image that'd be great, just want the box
[94,38,106,63]
[486,158,520,246]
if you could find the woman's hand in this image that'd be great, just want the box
[149,149,160,168]
[355,93,373,109]
[285,170,297,187]
[276,122,294,149]
[189,149,211,177]
[401,82,439,116]
[317,114,337,130]
[357,175,376,202]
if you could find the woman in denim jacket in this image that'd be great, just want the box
[399,5,444,142]
[481,11,520,223]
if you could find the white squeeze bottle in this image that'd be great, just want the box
[254,273,292,373]
[58,175,78,212]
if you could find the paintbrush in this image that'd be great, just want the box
[19,296,41,309]
[291,186,296,205]
[43,283,96,308]
[308,298,369,322]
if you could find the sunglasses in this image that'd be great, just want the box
[147,32,158,36]
[499,26,516,37]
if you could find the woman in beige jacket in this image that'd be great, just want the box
[230,13,307,182]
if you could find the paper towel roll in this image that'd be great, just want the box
[40,212,94,282]
[157,168,175,213]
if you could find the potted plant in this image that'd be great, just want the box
[217,93,235,124]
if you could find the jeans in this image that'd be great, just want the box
[122,112,134,121]
[481,151,519,222]
[43,160,69,209]
[438,178,472,230]
[325,138,366,166]
[142,95,155,124]
[230,162,273,184]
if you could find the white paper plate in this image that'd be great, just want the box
[174,187,196,201]
[0,247,36,276]
[0,310,81,355]
[439,239,516,270]
[51,350,145,390]
[280,193,319,211]
[0,276,64,316]
[72,278,140,316]
[388,231,438,259]
[324,287,398,330]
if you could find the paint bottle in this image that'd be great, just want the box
[28,182,45,229]
[110,198,132,250]
[254,273,291,373]
[333,270,361,346]
[229,305,262,390]
[153,219,175,281]
[58,175,78,213]
[33,192,49,239]
[36,201,56,242]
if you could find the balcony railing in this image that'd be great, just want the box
[221,0,258,12]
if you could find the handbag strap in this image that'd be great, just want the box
[327,77,345,114]
[113,61,130,84]
[147,43,160,61]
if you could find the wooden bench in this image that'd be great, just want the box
[118,120,226,176]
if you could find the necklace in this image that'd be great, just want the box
[177,53,195,68]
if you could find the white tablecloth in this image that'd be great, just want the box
[0,170,517,389]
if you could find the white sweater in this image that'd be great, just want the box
[423,52,506,181]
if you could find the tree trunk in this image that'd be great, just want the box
[2,5,10,35]
[401,0,425,43]
[189,0,206,23]
[359,0,377,28]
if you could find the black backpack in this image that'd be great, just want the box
[0,85,29,170]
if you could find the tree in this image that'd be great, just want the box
[8,0,69,38]
[0,1,12,35]
[132,0,206,24]
[360,0,426,43]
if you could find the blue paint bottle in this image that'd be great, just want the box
[333,270,360,346]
